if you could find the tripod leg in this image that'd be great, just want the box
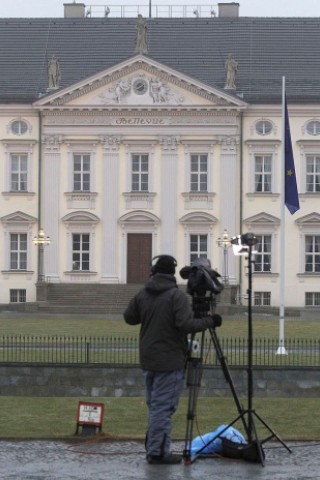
[183,357,203,464]
[209,327,250,438]
[247,412,266,466]
[253,411,292,453]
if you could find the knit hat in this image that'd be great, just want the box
[151,255,177,275]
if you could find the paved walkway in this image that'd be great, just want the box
[0,440,319,479]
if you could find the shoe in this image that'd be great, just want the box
[147,453,182,465]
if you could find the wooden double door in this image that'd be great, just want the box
[127,233,152,283]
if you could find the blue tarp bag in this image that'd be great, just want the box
[191,424,247,456]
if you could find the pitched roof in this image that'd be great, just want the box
[1,16,320,104]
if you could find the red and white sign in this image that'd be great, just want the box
[77,402,104,426]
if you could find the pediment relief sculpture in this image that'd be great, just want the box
[95,74,187,106]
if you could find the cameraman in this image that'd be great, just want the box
[123,255,216,465]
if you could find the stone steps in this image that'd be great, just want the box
[38,283,143,314]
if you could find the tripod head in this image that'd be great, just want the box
[191,292,222,328]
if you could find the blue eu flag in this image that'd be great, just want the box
[284,97,300,214]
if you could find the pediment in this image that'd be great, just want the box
[244,212,280,227]
[0,211,37,224]
[62,211,100,224]
[295,212,320,226]
[34,55,247,110]
[119,210,160,225]
[180,212,218,225]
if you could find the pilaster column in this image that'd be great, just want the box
[218,135,239,283]
[159,136,179,255]
[42,135,62,282]
[101,136,121,283]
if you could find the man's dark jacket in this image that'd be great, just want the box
[123,273,213,371]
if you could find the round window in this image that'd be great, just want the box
[306,120,320,136]
[256,120,273,135]
[11,120,28,135]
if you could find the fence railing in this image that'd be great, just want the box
[0,335,319,367]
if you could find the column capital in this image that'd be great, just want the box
[159,136,180,151]
[42,135,63,152]
[218,135,239,153]
[100,135,121,152]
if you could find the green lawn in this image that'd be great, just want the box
[0,396,319,440]
[1,312,319,340]
[0,313,319,440]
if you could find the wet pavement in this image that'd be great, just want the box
[0,440,319,480]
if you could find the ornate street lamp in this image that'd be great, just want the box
[33,228,51,283]
[216,229,232,284]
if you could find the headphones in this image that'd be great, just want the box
[150,255,177,275]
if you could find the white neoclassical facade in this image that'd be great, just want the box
[1,7,320,310]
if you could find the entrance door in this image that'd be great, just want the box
[127,233,152,283]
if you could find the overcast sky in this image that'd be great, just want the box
[1,0,320,18]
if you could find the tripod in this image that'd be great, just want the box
[183,246,292,466]
[183,320,250,464]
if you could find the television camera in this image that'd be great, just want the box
[180,258,224,324]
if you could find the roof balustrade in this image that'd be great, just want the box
[83,4,220,18]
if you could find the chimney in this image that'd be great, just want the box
[218,2,240,17]
[64,2,86,18]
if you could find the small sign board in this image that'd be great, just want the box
[76,401,104,435]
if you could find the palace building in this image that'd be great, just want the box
[1,2,320,310]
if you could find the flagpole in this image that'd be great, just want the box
[277,76,287,355]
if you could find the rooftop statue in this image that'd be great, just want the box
[134,14,148,54]
[224,54,238,90]
[48,55,61,89]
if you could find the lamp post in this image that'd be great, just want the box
[216,229,232,284]
[33,228,51,283]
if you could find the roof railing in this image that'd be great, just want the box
[84,4,219,18]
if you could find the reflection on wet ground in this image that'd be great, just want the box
[0,440,319,480]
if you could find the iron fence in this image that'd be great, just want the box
[0,335,319,367]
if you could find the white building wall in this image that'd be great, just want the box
[0,110,39,303]
[1,83,320,309]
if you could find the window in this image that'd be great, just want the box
[10,233,27,270]
[10,154,28,191]
[255,155,272,192]
[306,121,320,136]
[305,235,320,272]
[190,234,208,263]
[254,292,271,306]
[10,289,26,303]
[305,292,320,306]
[73,154,90,191]
[72,234,90,271]
[11,120,28,135]
[256,120,273,136]
[254,235,272,272]
[190,154,208,192]
[306,155,320,192]
[132,154,149,191]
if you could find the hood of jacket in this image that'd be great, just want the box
[145,273,177,294]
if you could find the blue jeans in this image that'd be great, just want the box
[142,369,184,457]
